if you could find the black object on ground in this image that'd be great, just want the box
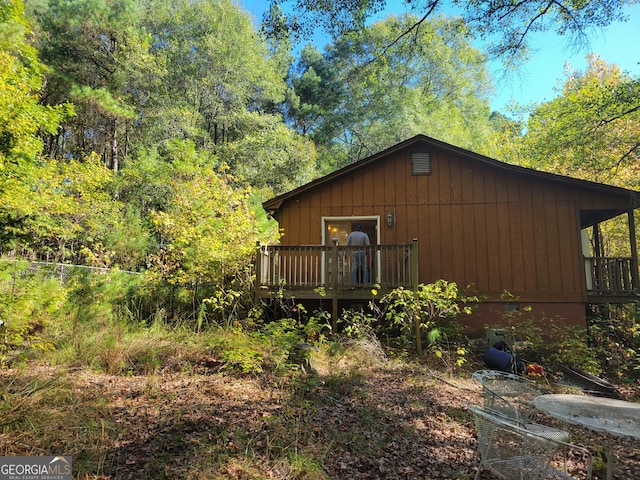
[556,364,622,398]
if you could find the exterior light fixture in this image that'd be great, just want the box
[387,213,394,227]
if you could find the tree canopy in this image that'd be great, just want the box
[268,0,634,67]
[0,0,71,167]
[495,54,640,257]
[497,54,640,189]
[286,14,497,167]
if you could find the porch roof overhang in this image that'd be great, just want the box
[263,134,640,217]
[581,209,635,229]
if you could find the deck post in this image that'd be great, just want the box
[628,209,639,290]
[411,238,419,290]
[411,238,421,354]
[331,238,339,332]
[593,223,602,290]
[254,241,262,303]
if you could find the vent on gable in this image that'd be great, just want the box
[411,152,431,175]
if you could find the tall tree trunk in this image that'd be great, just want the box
[111,118,119,174]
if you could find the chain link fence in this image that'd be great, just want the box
[14,261,139,284]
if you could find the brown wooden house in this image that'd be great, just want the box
[257,135,640,332]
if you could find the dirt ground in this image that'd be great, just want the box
[0,356,639,479]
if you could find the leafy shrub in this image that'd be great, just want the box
[377,280,478,353]
[0,260,66,364]
[339,307,378,341]
[535,320,599,374]
[587,305,640,382]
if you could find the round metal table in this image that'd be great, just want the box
[534,394,640,479]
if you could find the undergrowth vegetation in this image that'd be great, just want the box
[0,259,639,478]
[485,292,640,383]
[1,258,639,382]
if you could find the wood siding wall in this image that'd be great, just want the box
[275,146,632,304]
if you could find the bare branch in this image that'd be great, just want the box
[368,1,441,64]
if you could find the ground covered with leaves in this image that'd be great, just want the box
[0,345,638,479]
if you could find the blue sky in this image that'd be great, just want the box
[488,4,640,111]
[241,1,640,113]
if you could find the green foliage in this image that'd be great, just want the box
[0,253,295,376]
[1,0,284,319]
[0,0,72,168]
[208,328,266,374]
[305,310,332,343]
[537,321,600,374]
[63,268,142,330]
[286,452,326,479]
[498,57,640,263]
[0,258,167,373]
[339,308,378,341]
[1,153,145,267]
[146,140,260,287]
[139,0,287,149]
[250,193,279,243]
[428,321,472,376]
[0,260,209,375]
[27,0,150,168]
[0,0,74,255]
[112,148,173,214]
[98,206,154,271]
[0,260,64,363]
[287,15,496,165]
[28,0,297,178]
[258,318,304,360]
[201,289,243,330]
[287,44,345,139]
[587,306,640,382]
[203,317,316,375]
[485,295,640,381]
[69,85,137,120]
[499,55,640,189]
[4,0,637,395]
[379,280,478,350]
[217,117,318,195]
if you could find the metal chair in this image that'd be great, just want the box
[472,369,570,442]
[469,406,593,480]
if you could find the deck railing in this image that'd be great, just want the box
[256,240,418,292]
[586,257,637,294]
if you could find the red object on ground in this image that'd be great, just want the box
[526,363,543,376]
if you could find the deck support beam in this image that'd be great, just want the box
[331,238,339,332]
[628,208,639,290]
[412,238,422,354]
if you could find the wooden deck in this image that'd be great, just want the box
[254,241,638,307]
[255,240,419,306]
[586,257,639,303]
